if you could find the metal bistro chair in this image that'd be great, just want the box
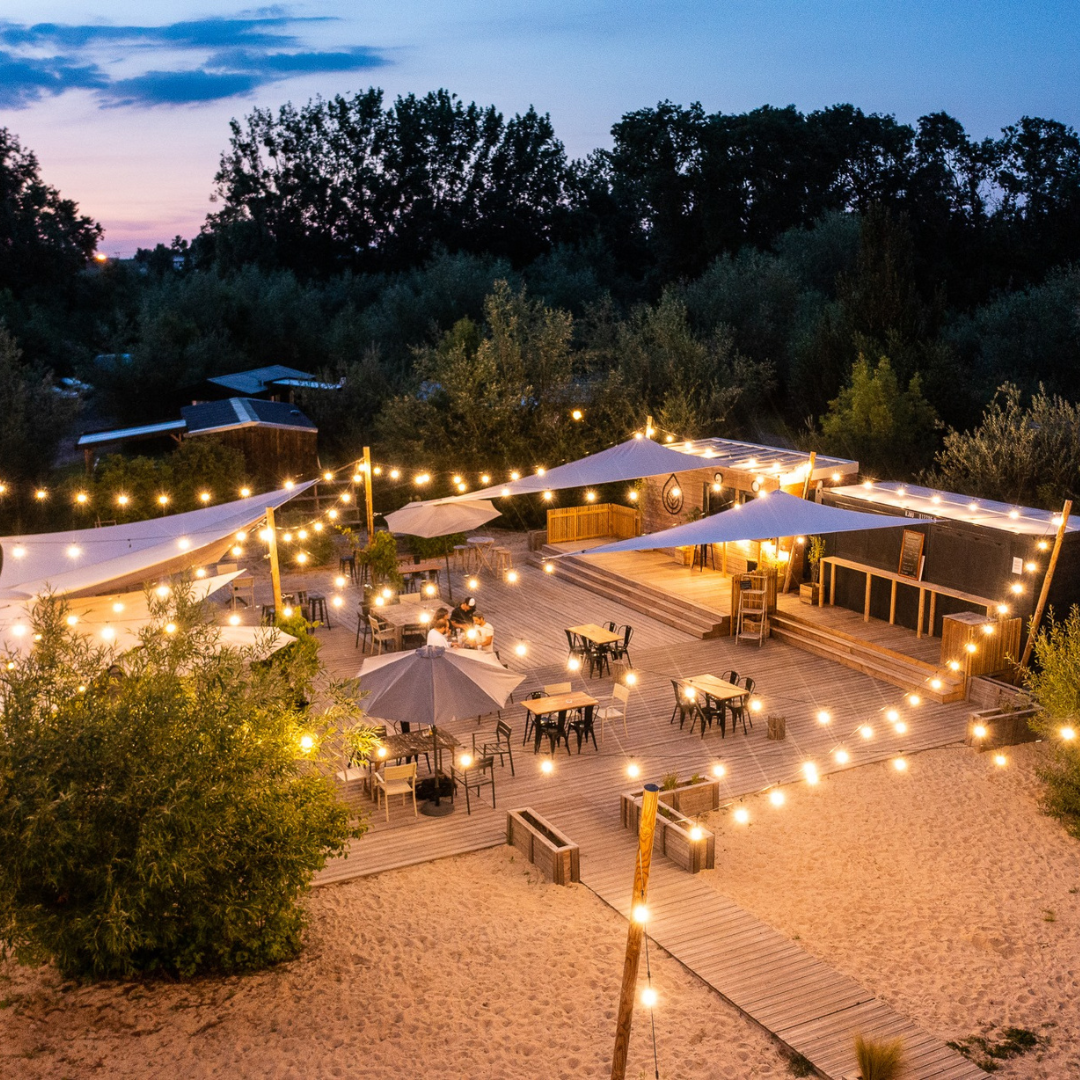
[693,694,723,739]
[609,624,634,669]
[355,604,372,650]
[452,755,496,814]
[565,704,598,754]
[729,676,756,734]
[473,719,515,776]
[522,690,545,748]
[669,679,697,730]
[564,629,589,668]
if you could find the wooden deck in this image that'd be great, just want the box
[222,538,984,1080]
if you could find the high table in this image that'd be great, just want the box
[523,691,598,754]
[466,536,496,572]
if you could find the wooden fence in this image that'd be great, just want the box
[546,503,641,543]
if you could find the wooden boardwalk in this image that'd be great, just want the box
[229,539,984,1080]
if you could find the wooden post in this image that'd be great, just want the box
[265,505,283,615]
[362,446,375,542]
[782,452,816,594]
[611,783,659,1080]
[1020,499,1072,670]
[645,414,654,438]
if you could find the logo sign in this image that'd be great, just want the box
[662,473,684,516]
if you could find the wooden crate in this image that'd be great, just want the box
[966,707,1042,749]
[799,582,819,605]
[506,808,580,885]
[941,612,1021,678]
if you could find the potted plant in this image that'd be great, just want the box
[801,535,825,603]
[360,530,405,590]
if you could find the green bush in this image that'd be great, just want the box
[0,586,359,980]
[1025,605,1080,838]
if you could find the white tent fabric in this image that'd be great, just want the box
[0,572,293,659]
[568,491,912,556]
[0,483,313,600]
[382,499,501,537]
[443,437,702,502]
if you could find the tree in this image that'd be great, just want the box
[1026,606,1080,840]
[0,588,367,980]
[928,384,1080,509]
[0,128,102,296]
[0,322,79,486]
[818,354,938,478]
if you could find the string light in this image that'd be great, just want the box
[733,806,749,823]
[834,749,850,764]
[117,494,130,507]
[712,763,725,778]
[228,614,241,626]
[993,753,1007,767]
[540,759,554,775]
[626,762,641,779]
[893,758,908,772]
[240,487,252,498]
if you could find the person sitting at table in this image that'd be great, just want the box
[471,613,495,653]
[427,613,454,648]
[448,597,477,632]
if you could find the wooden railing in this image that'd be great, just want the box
[547,503,641,543]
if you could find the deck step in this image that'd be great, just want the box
[533,548,726,639]
[770,612,966,703]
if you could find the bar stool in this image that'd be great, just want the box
[494,547,513,573]
[261,605,276,626]
[339,553,357,584]
[308,593,330,628]
[453,544,470,571]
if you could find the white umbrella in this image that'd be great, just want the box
[382,499,502,601]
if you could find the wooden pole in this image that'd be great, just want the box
[611,783,659,1080]
[782,452,816,594]
[362,446,375,542]
[265,505,283,615]
[645,414,653,439]
[1019,499,1072,671]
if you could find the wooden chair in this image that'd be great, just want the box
[472,719,515,776]
[373,762,418,821]
[596,683,630,743]
[369,614,398,654]
[452,756,496,814]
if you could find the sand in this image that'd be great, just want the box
[2,742,1078,1078]
[700,742,1080,1078]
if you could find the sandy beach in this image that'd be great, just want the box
[3,741,1078,1078]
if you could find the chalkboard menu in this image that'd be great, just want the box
[898,529,925,579]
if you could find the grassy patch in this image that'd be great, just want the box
[947,1027,1042,1071]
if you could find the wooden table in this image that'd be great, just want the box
[523,691,598,754]
[567,623,621,646]
[374,598,442,648]
[681,674,748,703]
[467,536,496,572]
[368,727,462,799]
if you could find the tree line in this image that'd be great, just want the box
[1,88,1080,520]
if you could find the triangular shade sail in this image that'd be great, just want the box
[572,491,912,556]
[383,499,501,538]
[0,483,313,600]
[445,438,701,502]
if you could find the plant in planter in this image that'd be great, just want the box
[360,530,405,590]
[807,535,826,584]
[661,771,680,791]
[853,1033,903,1080]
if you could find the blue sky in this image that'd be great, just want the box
[3,1,1079,255]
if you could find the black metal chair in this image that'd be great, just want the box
[730,676,756,734]
[522,690,544,747]
[452,755,496,814]
[669,679,696,729]
[473,719,515,776]
[355,604,372,650]
[565,629,589,666]
[609,624,634,668]
[566,705,598,753]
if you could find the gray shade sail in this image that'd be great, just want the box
[382,499,501,538]
[358,646,524,727]
[570,491,912,556]
[444,437,702,502]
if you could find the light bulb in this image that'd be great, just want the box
[712,763,725,778]
[834,749,849,764]
[228,614,241,626]
[816,710,830,725]
[733,807,749,824]
[540,759,554,775]
[626,762,640,779]
[769,790,785,806]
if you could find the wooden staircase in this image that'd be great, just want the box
[535,547,727,639]
[770,611,966,703]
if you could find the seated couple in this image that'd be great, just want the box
[427,597,494,652]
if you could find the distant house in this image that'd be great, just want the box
[183,365,344,405]
[77,397,320,485]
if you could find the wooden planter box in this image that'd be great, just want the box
[658,778,721,816]
[799,582,819,605]
[620,792,715,874]
[966,707,1042,750]
[506,808,580,885]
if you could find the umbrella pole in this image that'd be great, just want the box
[444,550,454,602]
[420,723,455,817]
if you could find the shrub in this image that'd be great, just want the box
[853,1033,904,1080]
[0,586,360,980]
[1025,605,1080,838]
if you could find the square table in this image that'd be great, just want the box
[374,598,442,649]
[680,674,749,737]
[523,691,598,754]
[368,727,462,796]
[567,623,621,646]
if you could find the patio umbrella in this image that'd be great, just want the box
[358,645,523,810]
[382,499,502,601]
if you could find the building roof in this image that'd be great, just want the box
[829,482,1076,538]
[206,366,318,396]
[182,398,317,435]
[77,419,187,448]
[676,437,858,486]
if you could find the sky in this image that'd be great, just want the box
[3,1,1079,256]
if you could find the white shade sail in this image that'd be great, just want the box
[0,572,293,659]
[382,499,501,538]
[0,483,312,600]
[444,437,702,502]
[570,491,912,556]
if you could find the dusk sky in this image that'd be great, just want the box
[4,1,1079,256]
